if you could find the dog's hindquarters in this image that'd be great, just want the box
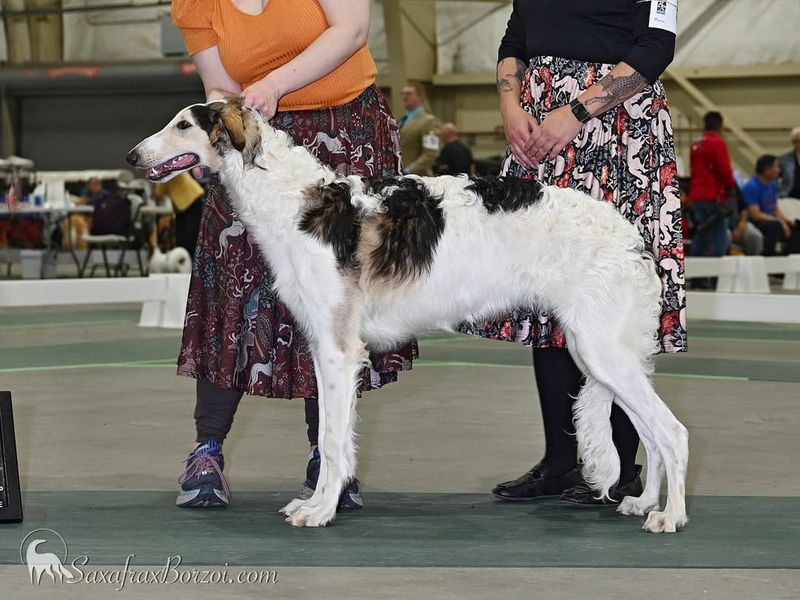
[561,243,688,532]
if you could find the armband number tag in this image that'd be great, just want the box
[423,134,440,151]
[649,0,677,35]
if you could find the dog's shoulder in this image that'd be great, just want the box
[465,176,544,214]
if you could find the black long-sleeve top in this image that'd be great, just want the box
[498,0,677,83]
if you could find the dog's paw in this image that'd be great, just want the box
[279,497,309,517]
[617,495,659,517]
[642,509,688,533]
[285,505,336,528]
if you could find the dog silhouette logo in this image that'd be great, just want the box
[19,529,75,585]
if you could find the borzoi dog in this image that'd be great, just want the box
[128,99,689,533]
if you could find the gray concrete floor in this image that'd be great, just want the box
[1,304,799,598]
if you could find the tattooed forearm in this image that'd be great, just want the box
[584,71,648,113]
[496,58,528,93]
[497,77,514,92]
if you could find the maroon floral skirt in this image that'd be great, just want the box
[177,86,418,397]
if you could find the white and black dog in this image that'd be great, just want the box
[128,99,688,532]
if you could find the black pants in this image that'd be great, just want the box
[754,220,786,256]
[194,380,319,447]
[533,347,640,484]
[194,350,640,485]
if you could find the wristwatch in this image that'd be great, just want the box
[569,98,592,124]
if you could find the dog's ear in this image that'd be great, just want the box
[218,101,247,153]
[190,102,225,136]
[240,110,268,169]
[194,99,247,153]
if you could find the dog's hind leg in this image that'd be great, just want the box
[567,356,662,515]
[616,406,664,517]
[568,334,688,532]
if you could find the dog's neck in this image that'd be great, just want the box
[219,124,335,204]
[215,123,337,260]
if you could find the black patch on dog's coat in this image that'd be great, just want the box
[299,181,361,271]
[368,178,445,282]
[467,176,544,214]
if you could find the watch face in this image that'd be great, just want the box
[571,100,590,123]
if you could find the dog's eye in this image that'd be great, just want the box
[176,120,192,130]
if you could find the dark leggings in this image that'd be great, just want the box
[195,349,640,485]
[533,347,640,484]
[194,380,319,447]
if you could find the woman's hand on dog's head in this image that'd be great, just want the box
[241,75,283,120]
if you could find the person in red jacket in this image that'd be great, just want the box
[689,111,737,256]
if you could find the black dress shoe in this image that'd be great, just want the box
[559,465,643,507]
[492,463,583,501]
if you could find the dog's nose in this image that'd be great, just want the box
[126,149,140,166]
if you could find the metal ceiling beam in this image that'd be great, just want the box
[675,0,733,50]
[666,69,764,164]
[664,1,766,165]
[0,1,170,16]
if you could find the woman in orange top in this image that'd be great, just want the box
[172,0,416,510]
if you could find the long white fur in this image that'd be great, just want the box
[131,103,690,533]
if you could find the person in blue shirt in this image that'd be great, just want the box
[741,155,796,256]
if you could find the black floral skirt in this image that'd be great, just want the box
[460,56,687,353]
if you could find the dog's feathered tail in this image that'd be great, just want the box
[573,376,620,499]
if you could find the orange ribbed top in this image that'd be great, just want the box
[172,0,377,111]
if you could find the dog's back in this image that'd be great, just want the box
[300,174,654,350]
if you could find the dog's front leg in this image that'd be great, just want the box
[282,341,362,527]
[279,356,328,518]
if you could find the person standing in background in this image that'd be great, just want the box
[433,123,474,176]
[689,111,737,257]
[778,127,800,199]
[154,172,205,259]
[398,81,441,175]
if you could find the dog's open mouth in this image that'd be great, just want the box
[146,153,200,181]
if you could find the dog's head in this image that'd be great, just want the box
[127,98,264,182]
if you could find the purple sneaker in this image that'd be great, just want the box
[176,440,231,508]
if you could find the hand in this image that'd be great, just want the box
[523,104,583,164]
[780,219,792,239]
[241,76,283,119]
[501,105,539,168]
[732,222,746,245]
